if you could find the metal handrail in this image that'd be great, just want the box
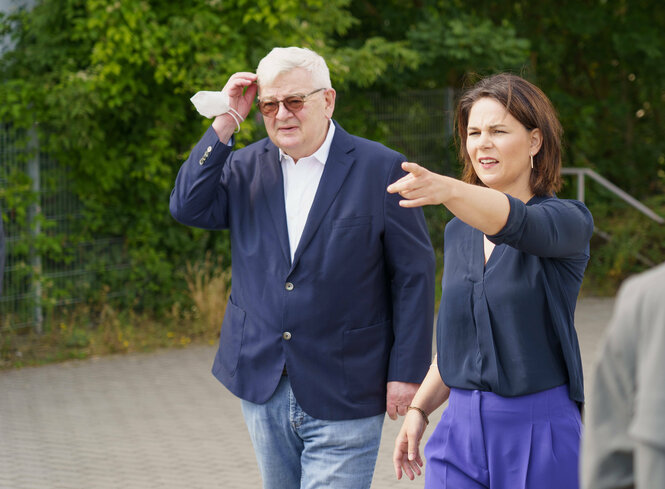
[561,167,664,224]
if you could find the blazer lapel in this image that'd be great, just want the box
[291,125,355,270]
[259,144,291,266]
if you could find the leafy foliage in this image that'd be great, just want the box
[1,0,664,334]
[343,0,665,287]
[0,0,422,318]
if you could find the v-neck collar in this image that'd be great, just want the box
[478,229,505,273]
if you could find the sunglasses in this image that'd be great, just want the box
[257,88,326,117]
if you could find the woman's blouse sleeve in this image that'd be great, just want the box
[487,194,593,259]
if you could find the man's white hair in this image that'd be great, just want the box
[256,47,332,90]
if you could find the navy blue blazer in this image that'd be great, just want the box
[170,121,435,420]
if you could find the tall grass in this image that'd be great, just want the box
[184,251,230,337]
[1,254,230,369]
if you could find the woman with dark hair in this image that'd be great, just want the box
[389,73,593,489]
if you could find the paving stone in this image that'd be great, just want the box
[0,298,614,489]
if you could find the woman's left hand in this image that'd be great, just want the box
[387,162,448,208]
[393,409,426,480]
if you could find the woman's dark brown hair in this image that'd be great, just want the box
[456,73,563,196]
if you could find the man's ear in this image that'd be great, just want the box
[324,88,336,119]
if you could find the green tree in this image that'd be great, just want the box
[498,0,665,196]
[2,0,664,324]
[465,0,665,286]
[342,0,665,288]
[0,0,420,316]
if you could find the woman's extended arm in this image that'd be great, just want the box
[387,162,511,236]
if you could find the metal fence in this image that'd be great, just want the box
[0,126,128,333]
[0,90,456,333]
[366,88,456,172]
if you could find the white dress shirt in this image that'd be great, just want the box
[280,121,336,261]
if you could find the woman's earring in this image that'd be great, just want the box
[530,154,534,169]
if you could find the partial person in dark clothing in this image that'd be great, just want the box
[389,73,593,489]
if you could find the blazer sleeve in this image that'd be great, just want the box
[170,126,234,230]
[383,157,436,384]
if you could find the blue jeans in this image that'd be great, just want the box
[241,376,384,489]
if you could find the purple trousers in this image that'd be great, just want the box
[424,385,582,489]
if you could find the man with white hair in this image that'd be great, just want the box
[170,46,435,488]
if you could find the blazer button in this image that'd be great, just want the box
[285,282,294,291]
[282,331,292,340]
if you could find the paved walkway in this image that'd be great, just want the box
[0,298,615,489]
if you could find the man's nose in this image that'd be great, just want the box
[275,101,294,120]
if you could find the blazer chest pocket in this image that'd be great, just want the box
[332,215,372,229]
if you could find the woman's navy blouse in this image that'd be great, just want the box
[436,194,593,403]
